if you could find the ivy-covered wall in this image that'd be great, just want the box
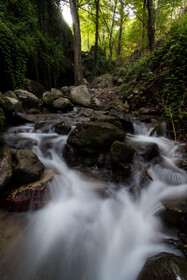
[0,0,74,91]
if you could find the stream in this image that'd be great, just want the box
[0,115,187,280]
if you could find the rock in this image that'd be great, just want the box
[42,92,62,106]
[117,77,123,85]
[0,92,14,115]
[14,89,39,108]
[110,141,134,164]
[4,90,19,101]
[137,252,187,280]
[139,107,150,114]
[111,162,132,182]
[60,86,70,95]
[91,115,123,129]
[92,97,101,107]
[123,101,130,110]
[0,146,12,191]
[25,79,45,98]
[70,85,92,107]
[139,107,159,115]
[141,143,160,161]
[51,88,63,96]
[63,144,78,167]
[54,121,71,135]
[92,74,113,88]
[110,109,134,133]
[2,170,57,212]
[67,121,125,154]
[150,122,167,137]
[6,97,23,112]
[13,150,44,184]
[52,97,74,112]
[162,201,187,234]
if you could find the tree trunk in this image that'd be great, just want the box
[146,0,155,52]
[141,0,147,53]
[109,0,118,64]
[94,0,99,74]
[116,0,124,58]
[69,0,83,85]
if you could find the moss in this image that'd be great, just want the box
[68,122,125,154]
[42,93,59,106]
[0,93,14,113]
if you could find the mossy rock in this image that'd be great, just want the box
[67,121,125,154]
[110,140,134,164]
[0,92,14,114]
[42,92,63,106]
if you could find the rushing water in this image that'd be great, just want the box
[0,117,187,280]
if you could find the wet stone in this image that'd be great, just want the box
[137,253,187,280]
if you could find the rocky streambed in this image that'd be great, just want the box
[0,81,187,280]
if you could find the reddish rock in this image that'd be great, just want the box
[1,170,58,212]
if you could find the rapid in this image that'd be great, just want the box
[0,116,187,280]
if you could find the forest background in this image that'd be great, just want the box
[0,0,186,139]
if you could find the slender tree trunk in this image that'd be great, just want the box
[141,0,146,53]
[146,0,155,52]
[109,0,118,64]
[94,0,99,74]
[116,0,124,58]
[69,0,83,85]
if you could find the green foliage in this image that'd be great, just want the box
[82,48,113,81]
[0,0,73,91]
[120,15,187,138]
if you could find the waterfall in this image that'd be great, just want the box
[0,117,187,280]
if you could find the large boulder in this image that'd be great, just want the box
[13,150,44,184]
[92,74,113,88]
[137,253,187,280]
[52,97,74,112]
[14,89,39,108]
[110,140,134,164]
[0,146,12,191]
[2,169,57,212]
[25,79,45,98]
[70,85,92,107]
[67,121,124,154]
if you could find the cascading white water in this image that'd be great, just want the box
[1,118,187,280]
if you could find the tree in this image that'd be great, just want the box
[116,0,126,58]
[69,0,84,85]
[94,0,100,73]
[146,0,155,51]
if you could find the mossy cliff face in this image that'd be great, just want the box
[67,122,125,154]
[0,0,74,92]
